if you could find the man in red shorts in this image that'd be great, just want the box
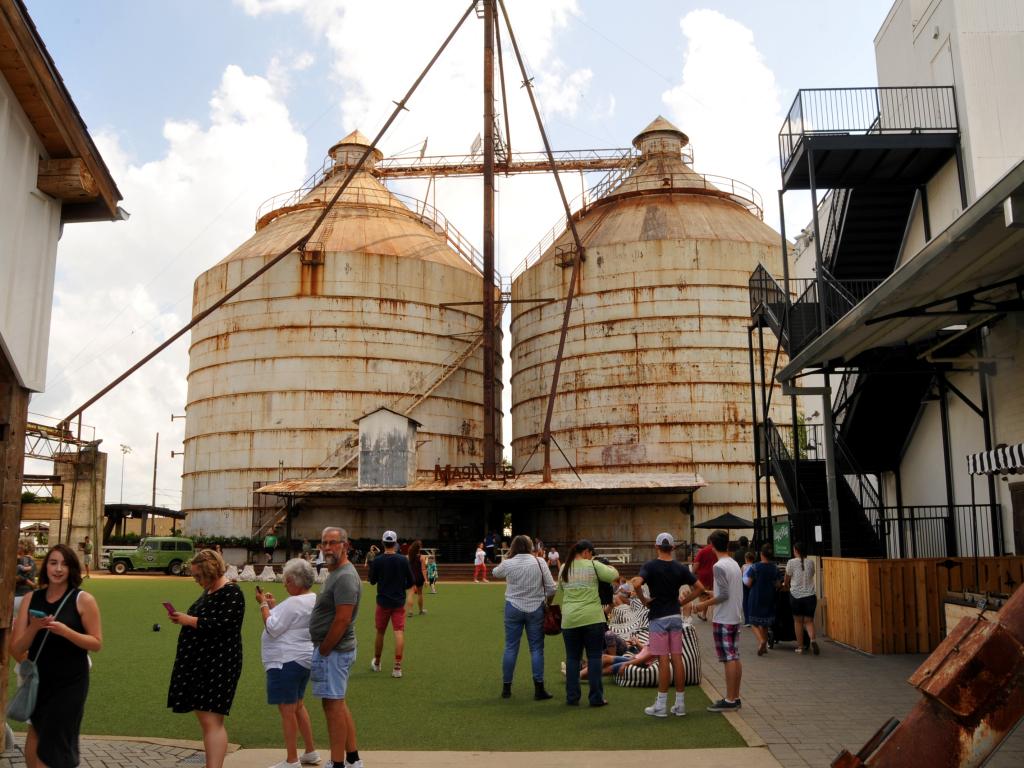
[368,530,413,678]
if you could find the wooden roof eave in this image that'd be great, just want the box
[0,0,122,222]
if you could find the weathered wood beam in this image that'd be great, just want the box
[37,157,98,201]
[0,353,30,750]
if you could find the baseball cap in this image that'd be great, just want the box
[656,532,675,548]
[382,530,398,544]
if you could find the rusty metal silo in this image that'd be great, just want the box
[183,131,500,535]
[510,116,785,526]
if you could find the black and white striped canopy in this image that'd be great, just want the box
[967,443,1024,476]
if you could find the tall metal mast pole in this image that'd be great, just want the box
[482,0,497,475]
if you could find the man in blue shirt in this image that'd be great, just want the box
[632,532,706,717]
[367,530,413,678]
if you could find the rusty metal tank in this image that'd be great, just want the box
[510,116,785,524]
[183,131,500,535]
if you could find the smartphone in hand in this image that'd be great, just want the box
[162,602,176,616]
[255,585,263,595]
[29,609,47,619]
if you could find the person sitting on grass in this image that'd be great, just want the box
[577,631,653,678]
[256,558,320,768]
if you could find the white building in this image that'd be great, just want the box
[754,0,1024,558]
[0,0,122,621]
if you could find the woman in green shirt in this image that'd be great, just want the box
[554,540,618,706]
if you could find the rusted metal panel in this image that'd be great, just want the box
[833,589,1024,768]
[511,117,788,524]
[255,471,704,496]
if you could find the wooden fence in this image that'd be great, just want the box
[823,556,1024,654]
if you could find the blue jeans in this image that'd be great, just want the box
[503,602,545,684]
[562,621,606,705]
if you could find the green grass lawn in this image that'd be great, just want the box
[9,577,743,750]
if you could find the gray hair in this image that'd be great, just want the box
[282,557,316,590]
[322,526,348,543]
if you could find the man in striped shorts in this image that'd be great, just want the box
[694,529,744,712]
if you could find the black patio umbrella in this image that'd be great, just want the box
[693,512,754,529]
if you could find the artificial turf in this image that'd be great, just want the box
[9,576,744,750]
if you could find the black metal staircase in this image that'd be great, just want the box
[761,419,884,557]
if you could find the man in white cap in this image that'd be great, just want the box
[367,530,413,678]
[631,532,707,717]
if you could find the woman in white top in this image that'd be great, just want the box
[256,558,320,768]
[473,542,489,583]
[492,535,557,700]
[783,542,819,655]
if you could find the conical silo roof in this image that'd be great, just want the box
[222,131,478,273]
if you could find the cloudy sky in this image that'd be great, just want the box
[26,0,894,507]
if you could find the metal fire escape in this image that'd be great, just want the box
[748,86,963,557]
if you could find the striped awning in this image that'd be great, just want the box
[967,443,1024,476]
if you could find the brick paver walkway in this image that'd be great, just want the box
[1,733,203,768]
[691,618,1024,768]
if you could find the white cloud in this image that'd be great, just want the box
[662,9,784,229]
[267,51,315,95]
[34,66,308,506]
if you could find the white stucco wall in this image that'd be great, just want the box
[876,0,1024,259]
[0,71,62,391]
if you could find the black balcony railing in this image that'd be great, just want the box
[865,504,1000,559]
[789,269,883,352]
[779,86,959,171]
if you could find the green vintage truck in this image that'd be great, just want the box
[106,537,194,575]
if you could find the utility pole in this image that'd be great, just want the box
[145,432,158,539]
[481,0,497,476]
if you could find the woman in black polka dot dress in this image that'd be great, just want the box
[167,549,245,768]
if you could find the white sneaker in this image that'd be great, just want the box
[644,702,668,718]
[345,761,364,768]
[300,751,321,764]
[268,761,300,768]
[370,659,381,672]
[392,666,403,678]
[670,701,686,717]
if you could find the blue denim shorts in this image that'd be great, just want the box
[266,660,311,705]
[311,649,356,700]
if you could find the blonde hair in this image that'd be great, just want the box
[191,549,226,582]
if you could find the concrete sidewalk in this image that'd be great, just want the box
[690,617,1024,768]
[2,737,781,768]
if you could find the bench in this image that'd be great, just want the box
[598,547,632,564]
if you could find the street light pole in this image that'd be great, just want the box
[119,443,132,504]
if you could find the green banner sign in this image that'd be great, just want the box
[773,520,791,558]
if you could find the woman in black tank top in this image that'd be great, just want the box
[11,543,103,768]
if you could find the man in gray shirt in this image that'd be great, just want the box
[309,526,363,768]
[694,528,744,713]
